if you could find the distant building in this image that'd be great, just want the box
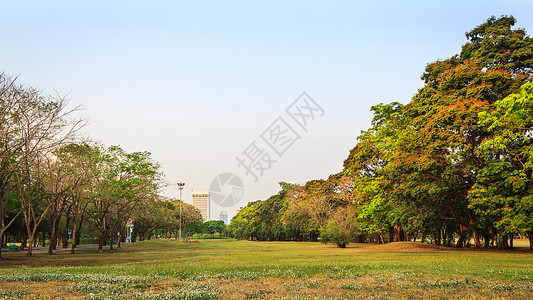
[220,211,228,224]
[192,191,210,221]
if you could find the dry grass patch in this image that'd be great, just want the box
[1,239,533,299]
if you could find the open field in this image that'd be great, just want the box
[1,240,533,299]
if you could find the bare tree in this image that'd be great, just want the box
[43,143,97,254]
[4,77,87,257]
[0,74,27,260]
[53,143,100,254]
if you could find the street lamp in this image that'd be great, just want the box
[177,182,185,240]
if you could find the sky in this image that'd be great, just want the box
[2,1,532,221]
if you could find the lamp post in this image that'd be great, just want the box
[177,182,185,240]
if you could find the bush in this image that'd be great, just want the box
[320,207,360,248]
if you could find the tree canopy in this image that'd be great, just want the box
[229,16,533,250]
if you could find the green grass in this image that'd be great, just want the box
[1,239,533,299]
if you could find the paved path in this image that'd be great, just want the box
[1,244,99,252]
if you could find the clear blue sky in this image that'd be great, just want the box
[2,1,532,220]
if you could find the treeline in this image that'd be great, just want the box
[0,73,205,259]
[229,16,533,250]
[134,198,204,241]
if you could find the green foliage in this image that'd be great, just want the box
[133,198,203,241]
[228,16,533,249]
[376,16,533,247]
[229,193,288,241]
[202,220,226,237]
[470,82,533,243]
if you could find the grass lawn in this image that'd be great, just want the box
[1,239,532,299]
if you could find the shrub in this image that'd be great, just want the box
[320,207,360,248]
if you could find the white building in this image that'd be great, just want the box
[192,191,210,222]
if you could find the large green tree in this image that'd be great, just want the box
[343,102,406,243]
[385,16,533,248]
[230,182,295,241]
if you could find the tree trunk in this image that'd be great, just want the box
[455,224,468,248]
[412,231,418,242]
[26,233,33,257]
[399,227,406,241]
[109,224,116,250]
[495,234,509,249]
[527,231,533,251]
[310,231,318,242]
[70,223,78,254]
[482,232,491,248]
[75,217,83,247]
[109,227,116,250]
[22,211,36,256]
[98,225,105,252]
[503,235,509,249]
[118,224,126,249]
[63,215,71,248]
[26,223,42,257]
[48,216,61,254]
[473,230,481,248]
[441,226,453,247]
[0,231,6,261]
[388,226,394,243]
[70,213,81,254]
[20,232,26,251]
[435,229,441,246]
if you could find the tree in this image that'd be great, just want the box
[88,145,161,251]
[343,102,405,243]
[6,82,85,256]
[384,16,533,248]
[131,198,203,241]
[472,82,533,249]
[0,74,26,260]
[282,176,351,241]
[202,220,226,238]
[43,148,73,254]
[174,200,203,240]
[54,143,101,254]
[229,202,257,240]
[229,183,296,241]
[0,75,84,258]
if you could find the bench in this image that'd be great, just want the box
[8,243,21,251]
